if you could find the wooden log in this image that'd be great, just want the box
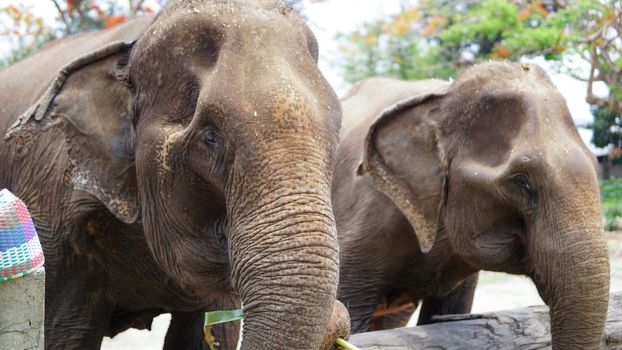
[349,291,622,349]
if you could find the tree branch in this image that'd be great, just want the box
[586,94,621,113]
[577,26,604,43]
[599,49,620,74]
[50,0,70,34]
[74,0,89,32]
[130,0,146,15]
[579,47,622,113]
[566,72,590,82]
[584,48,616,113]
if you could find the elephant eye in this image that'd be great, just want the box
[512,174,531,191]
[202,128,219,146]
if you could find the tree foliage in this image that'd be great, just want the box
[336,0,621,116]
[0,0,164,68]
[0,4,53,67]
[590,106,622,148]
[599,178,622,230]
[51,0,160,34]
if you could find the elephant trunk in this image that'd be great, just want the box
[530,188,609,349]
[227,151,344,349]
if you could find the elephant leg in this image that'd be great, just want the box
[164,295,241,350]
[344,300,382,334]
[44,264,110,349]
[206,295,242,350]
[164,310,209,350]
[417,272,478,325]
[369,302,417,331]
[205,318,241,350]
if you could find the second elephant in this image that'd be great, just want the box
[333,62,610,349]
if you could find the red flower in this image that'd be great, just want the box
[105,15,127,28]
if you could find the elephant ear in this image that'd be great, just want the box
[5,41,139,223]
[357,88,448,253]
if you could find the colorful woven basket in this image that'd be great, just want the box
[0,189,44,282]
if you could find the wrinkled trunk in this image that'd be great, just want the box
[530,187,609,349]
[227,152,342,349]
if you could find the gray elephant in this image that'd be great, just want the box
[333,62,610,349]
[0,1,350,349]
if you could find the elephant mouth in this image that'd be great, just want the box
[187,274,236,303]
[463,219,526,273]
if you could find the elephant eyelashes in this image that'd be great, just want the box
[512,174,539,212]
[202,128,219,146]
[512,174,532,192]
[216,231,226,243]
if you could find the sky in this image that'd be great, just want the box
[1,0,611,153]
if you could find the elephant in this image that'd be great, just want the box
[0,1,350,349]
[332,62,610,349]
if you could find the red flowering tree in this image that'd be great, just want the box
[336,0,621,115]
[0,0,165,67]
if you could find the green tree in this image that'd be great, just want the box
[335,0,621,115]
[50,0,159,35]
[590,106,622,148]
[0,0,164,68]
[0,4,54,67]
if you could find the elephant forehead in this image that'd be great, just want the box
[189,58,339,146]
[191,74,337,135]
[231,94,336,161]
[445,62,583,167]
[131,1,336,125]
[450,91,533,166]
[146,0,304,46]
[130,0,311,82]
[265,77,337,129]
[448,86,592,184]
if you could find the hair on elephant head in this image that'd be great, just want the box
[340,62,609,348]
[3,1,348,349]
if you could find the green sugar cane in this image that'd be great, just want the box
[204,308,361,350]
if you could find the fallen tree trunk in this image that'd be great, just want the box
[349,291,622,349]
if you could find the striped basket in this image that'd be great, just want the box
[0,189,44,282]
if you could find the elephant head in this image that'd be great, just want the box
[358,62,609,348]
[7,1,345,348]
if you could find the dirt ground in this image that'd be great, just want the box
[101,233,622,349]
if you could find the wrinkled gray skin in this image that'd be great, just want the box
[333,62,610,349]
[0,1,349,349]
